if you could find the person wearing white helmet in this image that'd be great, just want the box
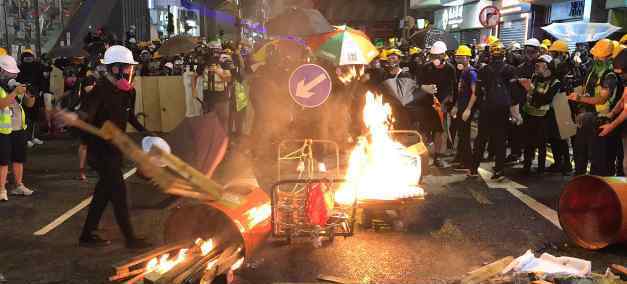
[518,54,562,175]
[0,55,36,201]
[503,38,542,165]
[59,45,151,249]
[420,40,457,168]
[506,42,524,67]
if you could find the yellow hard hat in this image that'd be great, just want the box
[542,39,552,47]
[591,39,614,58]
[540,44,548,50]
[620,34,627,45]
[0,48,6,56]
[490,42,506,56]
[409,47,421,55]
[549,40,569,53]
[455,45,472,57]
[612,41,625,59]
[487,35,500,46]
[22,49,34,56]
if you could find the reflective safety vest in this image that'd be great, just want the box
[584,68,616,115]
[0,87,26,134]
[523,79,559,117]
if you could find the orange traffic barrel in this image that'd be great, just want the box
[558,175,627,250]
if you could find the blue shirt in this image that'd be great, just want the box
[457,67,477,110]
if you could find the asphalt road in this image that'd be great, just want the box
[0,136,625,284]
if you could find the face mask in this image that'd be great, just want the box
[456,63,464,70]
[116,79,133,92]
[432,59,441,67]
[22,57,34,63]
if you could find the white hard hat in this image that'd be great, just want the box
[0,55,20,73]
[510,42,522,50]
[102,45,138,65]
[164,62,174,69]
[524,38,541,48]
[430,41,447,55]
[142,136,171,167]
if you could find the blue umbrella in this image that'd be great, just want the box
[542,21,621,43]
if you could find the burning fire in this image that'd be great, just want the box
[335,92,424,204]
[144,238,214,274]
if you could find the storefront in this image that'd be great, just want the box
[497,0,532,48]
[0,0,75,56]
[149,0,201,39]
[433,0,494,46]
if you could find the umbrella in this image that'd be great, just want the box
[307,25,379,66]
[166,113,228,176]
[411,28,459,51]
[542,21,621,43]
[48,46,89,58]
[158,35,200,57]
[252,38,307,62]
[266,7,334,37]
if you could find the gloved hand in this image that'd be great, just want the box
[421,84,437,95]
[450,106,458,119]
[462,108,471,122]
[509,104,523,126]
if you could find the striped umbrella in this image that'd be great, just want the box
[307,25,379,66]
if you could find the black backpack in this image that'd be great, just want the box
[482,64,512,110]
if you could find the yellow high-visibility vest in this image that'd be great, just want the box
[0,87,26,134]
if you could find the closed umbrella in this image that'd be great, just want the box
[542,21,621,43]
[266,7,334,37]
[307,25,379,66]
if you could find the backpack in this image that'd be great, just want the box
[482,64,512,110]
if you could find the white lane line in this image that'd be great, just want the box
[33,168,137,236]
[477,167,562,230]
[505,187,562,230]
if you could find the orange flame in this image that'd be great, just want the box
[335,92,424,204]
[145,239,213,274]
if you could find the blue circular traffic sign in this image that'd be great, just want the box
[288,64,332,108]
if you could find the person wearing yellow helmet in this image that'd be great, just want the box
[620,34,627,45]
[542,39,552,48]
[612,40,625,59]
[0,48,6,56]
[567,38,621,175]
[468,39,518,179]
[452,44,478,170]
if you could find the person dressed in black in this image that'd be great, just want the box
[62,45,150,249]
[469,41,517,180]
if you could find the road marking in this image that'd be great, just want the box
[505,187,562,230]
[478,167,562,230]
[33,168,137,236]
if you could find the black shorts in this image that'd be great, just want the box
[0,130,28,165]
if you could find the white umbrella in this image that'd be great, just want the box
[542,21,621,43]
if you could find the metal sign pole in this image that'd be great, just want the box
[35,0,42,56]
[3,0,9,48]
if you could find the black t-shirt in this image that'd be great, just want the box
[419,62,457,102]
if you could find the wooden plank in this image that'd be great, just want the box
[461,256,515,284]
[113,240,192,272]
[140,76,162,132]
[317,274,359,284]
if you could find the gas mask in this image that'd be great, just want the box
[0,71,17,88]
[110,63,135,92]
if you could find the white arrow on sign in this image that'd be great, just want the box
[295,74,327,99]
[478,167,562,230]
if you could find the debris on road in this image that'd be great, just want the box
[502,250,591,277]
[461,256,515,284]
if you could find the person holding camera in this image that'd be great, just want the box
[17,49,45,147]
[0,55,36,201]
[192,42,232,129]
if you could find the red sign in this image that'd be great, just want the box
[479,6,500,28]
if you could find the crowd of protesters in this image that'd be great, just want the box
[367,34,627,181]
